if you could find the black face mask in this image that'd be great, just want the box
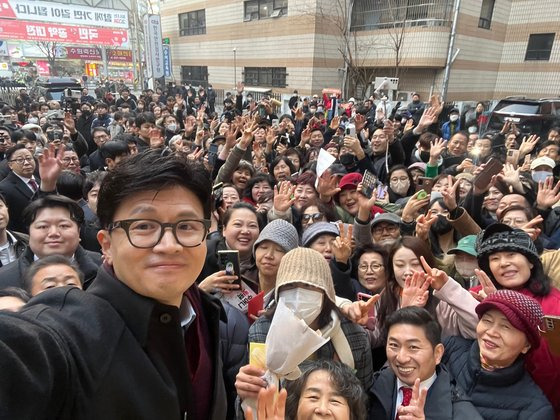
[419,151,431,163]
[431,215,453,235]
[81,110,91,118]
[340,153,357,167]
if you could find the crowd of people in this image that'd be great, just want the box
[0,79,558,419]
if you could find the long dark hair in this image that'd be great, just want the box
[376,237,439,338]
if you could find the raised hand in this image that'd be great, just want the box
[401,191,430,223]
[429,94,444,116]
[470,268,497,302]
[332,222,353,264]
[401,272,430,308]
[329,115,341,131]
[498,162,523,191]
[403,118,415,133]
[38,143,63,191]
[397,378,428,420]
[300,128,311,146]
[420,255,449,290]
[417,106,438,131]
[273,181,296,213]
[536,177,560,210]
[339,294,381,326]
[441,175,459,211]
[198,270,240,294]
[356,181,378,221]
[457,158,473,173]
[63,112,76,134]
[382,119,395,143]
[520,215,544,241]
[355,113,367,132]
[518,134,539,157]
[236,81,244,94]
[415,213,437,241]
[244,385,287,420]
[317,171,341,203]
[235,364,267,401]
[429,138,447,165]
[295,107,304,121]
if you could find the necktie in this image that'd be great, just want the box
[396,387,413,420]
[28,179,38,192]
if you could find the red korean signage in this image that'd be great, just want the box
[0,19,129,46]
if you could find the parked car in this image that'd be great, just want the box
[31,77,82,102]
[486,97,560,138]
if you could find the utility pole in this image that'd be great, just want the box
[233,47,237,88]
[442,0,461,102]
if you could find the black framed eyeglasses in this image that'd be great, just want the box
[107,219,211,248]
[9,157,34,165]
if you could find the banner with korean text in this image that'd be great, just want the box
[0,0,128,28]
[0,19,129,46]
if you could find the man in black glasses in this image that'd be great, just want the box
[0,151,234,419]
[0,144,39,233]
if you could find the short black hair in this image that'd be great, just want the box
[6,143,29,161]
[285,360,367,420]
[92,127,109,137]
[23,195,84,227]
[23,255,84,294]
[83,170,107,198]
[12,129,37,144]
[386,307,442,348]
[97,150,212,228]
[134,112,156,128]
[96,103,109,110]
[56,170,85,201]
[100,141,130,161]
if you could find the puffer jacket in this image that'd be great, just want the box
[442,336,554,420]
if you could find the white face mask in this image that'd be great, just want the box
[166,123,177,132]
[454,260,478,278]
[278,287,323,325]
[390,179,410,195]
[449,114,459,122]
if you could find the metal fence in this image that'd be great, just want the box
[351,0,454,31]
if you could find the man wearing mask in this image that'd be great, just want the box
[441,108,461,140]
[530,156,555,183]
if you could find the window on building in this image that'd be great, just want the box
[525,33,555,61]
[243,67,287,88]
[350,0,453,31]
[181,66,208,86]
[478,0,495,29]
[179,9,206,36]
[244,0,287,21]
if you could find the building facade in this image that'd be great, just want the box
[160,0,560,101]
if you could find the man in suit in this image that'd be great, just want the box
[369,307,481,420]
[0,144,39,233]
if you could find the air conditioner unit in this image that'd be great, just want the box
[270,9,282,18]
[397,91,411,101]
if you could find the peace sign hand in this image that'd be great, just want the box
[420,255,449,290]
[397,378,428,420]
[415,213,437,241]
[469,268,497,302]
[332,222,353,264]
[521,215,543,241]
[340,294,381,326]
[441,175,459,211]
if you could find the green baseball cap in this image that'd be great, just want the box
[448,235,477,257]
